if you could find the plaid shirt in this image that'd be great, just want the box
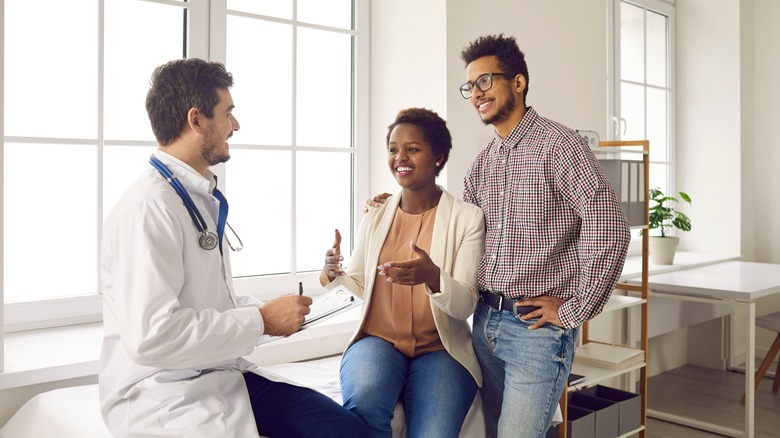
[463,107,631,328]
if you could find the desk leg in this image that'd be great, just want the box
[746,302,755,438]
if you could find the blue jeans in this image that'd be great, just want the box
[243,372,368,437]
[340,336,477,438]
[472,300,578,438]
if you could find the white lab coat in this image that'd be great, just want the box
[99,151,290,437]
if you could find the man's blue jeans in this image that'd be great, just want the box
[340,336,477,438]
[472,300,578,438]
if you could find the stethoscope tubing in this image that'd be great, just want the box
[149,155,219,250]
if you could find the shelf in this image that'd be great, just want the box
[602,294,645,313]
[591,146,648,156]
[619,426,645,438]
[569,362,647,392]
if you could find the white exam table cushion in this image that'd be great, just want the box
[0,355,491,437]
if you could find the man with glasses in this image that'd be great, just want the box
[460,34,630,437]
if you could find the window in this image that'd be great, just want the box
[610,0,675,196]
[2,0,368,332]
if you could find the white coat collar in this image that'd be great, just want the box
[152,150,216,194]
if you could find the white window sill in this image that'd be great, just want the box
[0,306,361,391]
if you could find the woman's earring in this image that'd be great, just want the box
[435,162,440,167]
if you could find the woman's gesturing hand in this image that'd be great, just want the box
[325,229,345,281]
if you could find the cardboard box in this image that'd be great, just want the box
[546,404,595,438]
[569,392,619,438]
[579,385,641,435]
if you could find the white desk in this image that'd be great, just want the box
[631,260,780,438]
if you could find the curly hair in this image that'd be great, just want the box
[145,58,234,146]
[460,34,529,101]
[386,108,452,177]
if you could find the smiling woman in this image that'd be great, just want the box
[319,108,486,437]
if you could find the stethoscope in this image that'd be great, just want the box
[149,155,243,252]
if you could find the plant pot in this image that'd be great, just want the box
[649,236,679,265]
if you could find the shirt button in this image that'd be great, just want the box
[499,191,504,196]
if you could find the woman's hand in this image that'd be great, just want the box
[377,241,441,292]
[325,229,345,281]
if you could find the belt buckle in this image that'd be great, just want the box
[496,294,504,311]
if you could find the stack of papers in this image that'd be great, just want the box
[575,342,645,370]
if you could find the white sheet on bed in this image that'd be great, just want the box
[0,383,111,438]
[0,355,492,438]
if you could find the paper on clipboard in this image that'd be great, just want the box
[255,278,362,345]
[301,278,362,329]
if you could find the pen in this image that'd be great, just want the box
[299,282,303,296]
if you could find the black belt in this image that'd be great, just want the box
[479,290,540,315]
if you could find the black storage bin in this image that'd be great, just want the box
[569,392,619,438]
[546,404,595,438]
[579,385,641,435]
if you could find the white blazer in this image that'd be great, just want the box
[323,187,485,385]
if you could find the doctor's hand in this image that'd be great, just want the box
[377,241,441,292]
[362,192,392,214]
[325,229,345,281]
[259,295,313,336]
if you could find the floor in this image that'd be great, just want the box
[643,365,780,438]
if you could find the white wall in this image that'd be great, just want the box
[369,0,448,196]
[746,0,780,346]
[444,0,609,199]
[750,0,780,266]
[676,0,742,257]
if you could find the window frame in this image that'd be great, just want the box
[1,0,370,334]
[609,0,676,253]
[610,0,675,181]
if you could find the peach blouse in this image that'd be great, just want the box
[361,205,444,357]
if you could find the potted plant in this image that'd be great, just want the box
[645,187,692,264]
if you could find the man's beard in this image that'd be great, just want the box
[481,92,517,127]
[201,139,230,166]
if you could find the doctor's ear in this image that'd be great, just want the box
[187,107,202,129]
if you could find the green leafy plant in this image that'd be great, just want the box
[645,187,692,237]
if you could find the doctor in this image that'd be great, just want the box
[99,58,367,437]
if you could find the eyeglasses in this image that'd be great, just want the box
[459,72,515,99]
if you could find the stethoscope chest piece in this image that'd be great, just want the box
[199,231,219,250]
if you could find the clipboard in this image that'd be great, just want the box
[301,278,363,329]
[255,278,362,345]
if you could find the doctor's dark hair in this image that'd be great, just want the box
[460,34,530,102]
[386,108,451,177]
[145,58,234,146]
